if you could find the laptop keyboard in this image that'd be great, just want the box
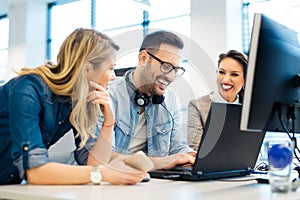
[155,170,192,175]
[150,166,193,176]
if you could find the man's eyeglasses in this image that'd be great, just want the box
[146,51,185,77]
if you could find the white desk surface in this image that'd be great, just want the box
[0,177,299,200]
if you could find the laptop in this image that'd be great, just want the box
[149,102,266,181]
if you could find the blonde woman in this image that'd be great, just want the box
[0,28,147,185]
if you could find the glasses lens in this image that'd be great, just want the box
[160,63,185,77]
[160,63,173,73]
[175,68,185,77]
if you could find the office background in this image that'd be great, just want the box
[1,0,300,88]
[0,0,300,146]
[1,2,300,198]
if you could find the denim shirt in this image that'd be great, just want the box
[105,70,191,157]
[0,74,90,184]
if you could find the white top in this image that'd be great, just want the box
[128,112,147,154]
[211,91,240,104]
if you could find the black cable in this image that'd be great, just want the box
[277,105,300,163]
[255,162,268,171]
[291,108,300,164]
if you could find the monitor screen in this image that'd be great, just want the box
[240,13,300,133]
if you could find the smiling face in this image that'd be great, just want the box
[216,57,245,102]
[136,44,182,96]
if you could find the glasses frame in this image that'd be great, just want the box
[146,51,185,77]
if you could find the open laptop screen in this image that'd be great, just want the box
[149,103,266,181]
[192,102,266,175]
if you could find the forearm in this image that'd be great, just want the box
[110,152,123,160]
[87,124,114,165]
[26,162,92,185]
[149,155,179,170]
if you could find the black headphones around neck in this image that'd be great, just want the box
[125,70,165,107]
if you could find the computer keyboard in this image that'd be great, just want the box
[153,170,192,175]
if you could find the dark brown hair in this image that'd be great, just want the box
[139,30,184,52]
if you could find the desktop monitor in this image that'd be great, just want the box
[240,13,300,133]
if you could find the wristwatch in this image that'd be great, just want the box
[90,166,102,185]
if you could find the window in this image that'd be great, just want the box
[148,0,191,37]
[48,0,92,62]
[96,0,191,68]
[48,0,191,68]
[242,0,300,54]
[0,15,9,84]
[148,0,190,21]
[95,0,144,32]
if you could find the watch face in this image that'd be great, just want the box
[91,172,102,183]
[90,166,102,184]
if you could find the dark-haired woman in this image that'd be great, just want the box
[187,50,248,151]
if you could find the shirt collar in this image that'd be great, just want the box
[210,91,240,104]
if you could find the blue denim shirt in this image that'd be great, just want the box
[0,74,91,184]
[105,70,191,157]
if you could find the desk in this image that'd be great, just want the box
[0,178,299,200]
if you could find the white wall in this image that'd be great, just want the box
[191,0,243,63]
[4,0,49,81]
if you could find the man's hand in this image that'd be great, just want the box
[150,153,195,170]
[188,151,197,157]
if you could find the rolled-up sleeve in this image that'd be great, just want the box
[13,148,49,179]
[9,76,50,179]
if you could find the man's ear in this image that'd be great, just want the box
[138,50,149,65]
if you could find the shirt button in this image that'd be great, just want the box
[23,145,29,151]
[162,129,165,133]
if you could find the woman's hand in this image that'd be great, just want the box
[87,81,114,125]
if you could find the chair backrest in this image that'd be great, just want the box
[114,67,135,76]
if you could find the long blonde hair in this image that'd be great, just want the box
[19,28,119,147]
